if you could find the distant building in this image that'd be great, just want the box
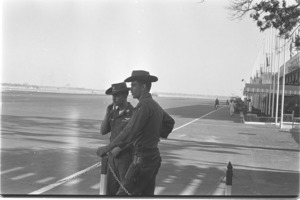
[244,52,300,116]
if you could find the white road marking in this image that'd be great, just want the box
[0,167,23,175]
[211,180,226,195]
[11,173,35,180]
[90,183,100,189]
[36,177,56,184]
[29,162,101,195]
[208,176,226,195]
[64,178,82,186]
[160,108,223,195]
[162,175,176,183]
[154,186,165,195]
[172,107,224,132]
[179,179,202,195]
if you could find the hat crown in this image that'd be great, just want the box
[124,70,158,82]
[131,70,150,77]
[111,82,127,93]
[105,82,130,95]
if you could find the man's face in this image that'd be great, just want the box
[131,81,142,99]
[112,92,127,106]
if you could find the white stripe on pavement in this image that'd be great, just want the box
[36,177,56,184]
[11,173,35,180]
[64,178,82,186]
[0,167,23,175]
[208,176,226,195]
[29,162,101,195]
[179,179,202,195]
[154,186,165,195]
[211,179,226,195]
[162,175,176,183]
[90,183,100,190]
[172,106,225,132]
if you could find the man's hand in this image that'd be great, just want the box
[106,103,115,115]
[111,147,122,158]
[96,146,111,157]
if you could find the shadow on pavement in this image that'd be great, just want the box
[157,159,299,196]
[157,140,299,196]
[290,130,300,144]
[2,145,298,196]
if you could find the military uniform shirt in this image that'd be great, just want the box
[101,103,134,141]
[109,93,175,149]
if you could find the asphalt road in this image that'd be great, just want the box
[1,91,299,197]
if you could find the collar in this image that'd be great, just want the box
[117,102,133,117]
[139,93,152,102]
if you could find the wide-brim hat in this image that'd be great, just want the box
[105,82,130,95]
[124,70,158,82]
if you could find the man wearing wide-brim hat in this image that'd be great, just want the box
[97,70,175,195]
[100,82,134,195]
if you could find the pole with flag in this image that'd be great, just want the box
[268,28,273,116]
[280,39,287,129]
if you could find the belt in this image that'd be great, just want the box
[135,147,158,153]
[134,147,159,159]
[133,151,160,166]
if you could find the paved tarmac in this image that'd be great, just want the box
[1,94,299,197]
[156,106,299,196]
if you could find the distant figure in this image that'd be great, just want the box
[293,103,299,117]
[229,100,235,116]
[226,99,229,105]
[215,98,219,109]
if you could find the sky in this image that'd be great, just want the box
[2,0,266,96]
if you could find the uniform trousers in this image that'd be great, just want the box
[107,151,132,195]
[116,147,161,196]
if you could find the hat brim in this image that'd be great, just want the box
[124,75,158,82]
[105,87,130,95]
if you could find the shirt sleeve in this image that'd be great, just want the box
[160,111,175,138]
[108,103,150,149]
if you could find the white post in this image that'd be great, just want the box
[280,39,287,129]
[271,30,276,118]
[99,156,108,195]
[275,37,281,125]
[268,28,274,116]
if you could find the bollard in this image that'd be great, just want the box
[99,156,108,195]
[225,161,233,195]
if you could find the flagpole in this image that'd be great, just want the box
[272,28,277,117]
[271,29,276,118]
[263,31,267,115]
[268,28,273,116]
[280,39,287,129]
[275,37,281,125]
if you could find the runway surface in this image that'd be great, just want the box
[1,91,299,196]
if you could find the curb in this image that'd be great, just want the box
[244,121,276,125]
